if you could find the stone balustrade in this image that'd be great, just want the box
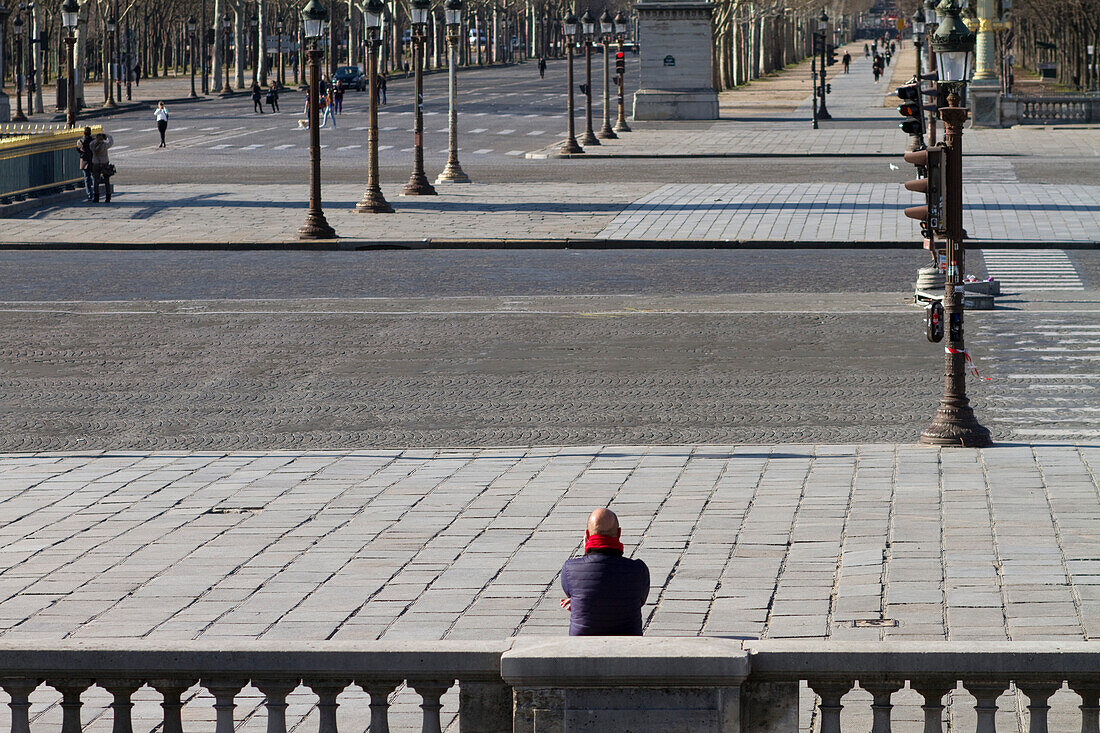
[998,95,1099,125]
[1,639,1098,732]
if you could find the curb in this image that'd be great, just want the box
[525,151,1027,160]
[2,239,1097,251]
[49,94,215,122]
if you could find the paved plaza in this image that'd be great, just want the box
[0,445,1098,730]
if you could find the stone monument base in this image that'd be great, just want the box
[634,88,719,120]
[968,81,1001,127]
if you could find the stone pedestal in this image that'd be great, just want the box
[633,0,719,120]
[968,81,1001,127]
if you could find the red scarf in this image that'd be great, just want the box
[585,533,624,553]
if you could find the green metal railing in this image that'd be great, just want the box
[0,124,102,205]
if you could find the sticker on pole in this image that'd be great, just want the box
[663,55,675,66]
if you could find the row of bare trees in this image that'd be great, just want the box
[1012,0,1099,91]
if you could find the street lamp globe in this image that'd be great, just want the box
[580,10,594,38]
[444,0,462,29]
[11,12,21,36]
[411,0,430,28]
[187,15,197,33]
[911,7,925,36]
[563,10,578,38]
[614,11,626,36]
[61,0,79,29]
[250,14,258,30]
[925,0,941,25]
[599,9,612,37]
[364,0,384,30]
[104,15,114,34]
[818,8,828,31]
[931,0,975,82]
[301,0,328,38]
[223,12,232,30]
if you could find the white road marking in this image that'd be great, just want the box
[337,144,362,150]
[505,150,524,156]
[469,128,488,133]
[473,148,492,154]
[527,130,545,136]
[273,144,295,150]
[496,129,516,135]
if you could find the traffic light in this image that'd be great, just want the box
[925,300,944,343]
[903,146,945,237]
[827,45,838,65]
[896,83,923,136]
[615,51,625,76]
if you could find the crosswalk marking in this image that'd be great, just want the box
[469,128,488,133]
[273,144,295,150]
[496,129,516,135]
[527,130,545,136]
[473,148,492,154]
[337,144,362,151]
[981,250,1084,291]
[505,150,524,156]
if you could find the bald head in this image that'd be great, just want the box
[586,508,620,538]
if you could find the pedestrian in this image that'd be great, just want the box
[252,81,265,113]
[76,126,95,201]
[333,81,344,114]
[154,101,169,147]
[267,85,280,112]
[885,49,892,67]
[872,55,882,83]
[90,132,114,203]
[378,72,387,104]
[559,508,650,636]
[863,42,869,57]
[538,56,546,79]
[320,88,336,128]
[842,52,851,74]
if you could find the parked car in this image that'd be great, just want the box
[333,65,366,91]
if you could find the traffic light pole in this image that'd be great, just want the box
[811,55,819,129]
[920,84,991,448]
[613,38,630,132]
[817,31,831,120]
[907,39,926,152]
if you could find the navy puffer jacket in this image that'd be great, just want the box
[561,549,650,636]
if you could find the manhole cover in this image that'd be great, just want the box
[851,619,899,627]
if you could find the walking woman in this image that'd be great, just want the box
[154,102,169,147]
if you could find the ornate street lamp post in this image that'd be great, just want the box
[187,17,199,97]
[221,13,233,95]
[102,14,116,107]
[596,9,616,139]
[579,10,599,146]
[559,11,583,154]
[402,0,436,195]
[613,11,630,133]
[11,13,27,121]
[816,8,831,120]
[249,14,259,86]
[436,0,471,183]
[298,0,337,239]
[357,0,393,213]
[276,17,285,88]
[920,0,987,447]
[62,0,79,127]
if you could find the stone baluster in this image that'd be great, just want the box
[256,679,300,733]
[150,679,196,733]
[965,682,1008,733]
[809,681,851,733]
[100,679,142,733]
[308,680,349,733]
[864,681,902,733]
[1020,684,1058,733]
[203,679,247,733]
[1,678,41,733]
[358,679,401,733]
[914,681,953,733]
[411,679,454,733]
[50,679,92,733]
[1071,684,1100,733]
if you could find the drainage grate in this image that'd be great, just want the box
[851,619,899,628]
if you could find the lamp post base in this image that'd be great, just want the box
[919,404,993,447]
[613,118,631,133]
[597,123,618,139]
[356,186,395,213]
[435,161,471,184]
[579,130,600,145]
[401,172,437,196]
[559,138,584,154]
[298,212,337,239]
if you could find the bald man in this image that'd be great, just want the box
[559,508,650,636]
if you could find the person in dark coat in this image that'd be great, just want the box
[560,508,650,636]
[76,127,95,201]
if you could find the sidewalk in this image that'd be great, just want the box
[0,444,1095,729]
[4,181,1099,248]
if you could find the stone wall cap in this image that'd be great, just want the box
[745,640,1100,680]
[0,640,512,679]
[502,637,749,687]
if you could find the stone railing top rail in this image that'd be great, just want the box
[0,639,509,679]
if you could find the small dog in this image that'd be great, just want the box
[296,119,309,129]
